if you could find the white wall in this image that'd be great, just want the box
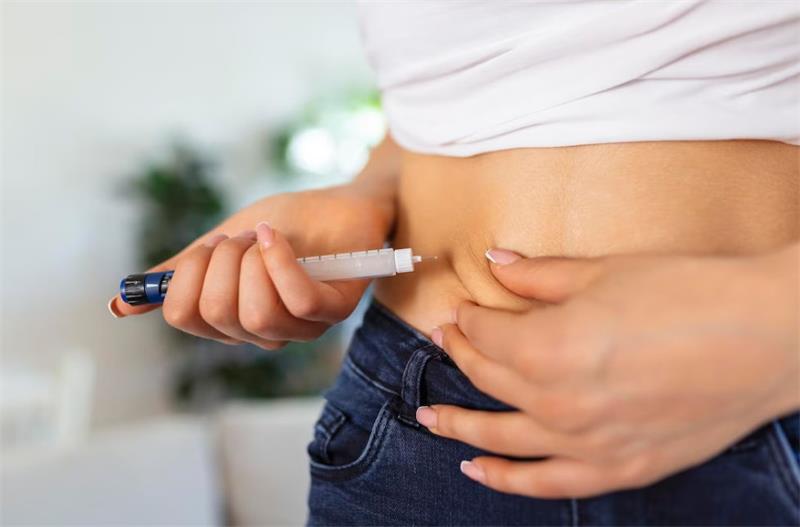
[2,1,374,427]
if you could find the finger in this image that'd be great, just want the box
[161,235,242,344]
[456,302,569,377]
[462,456,616,499]
[417,406,566,458]
[257,222,366,323]
[485,249,607,303]
[199,232,287,350]
[108,231,232,318]
[455,302,531,363]
[434,323,532,408]
[239,244,329,342]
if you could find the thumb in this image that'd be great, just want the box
[484,248,606,303]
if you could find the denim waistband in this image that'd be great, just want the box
[344,300,511,427]
[347,300,434,387]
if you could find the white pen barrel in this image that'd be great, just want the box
[298,250,398,281]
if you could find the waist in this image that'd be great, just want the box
[341,300,510,413]
[374,140,800,335]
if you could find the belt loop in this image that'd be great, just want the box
[397,344,442,427]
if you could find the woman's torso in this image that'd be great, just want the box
[363,1,800,333]
[374,141,800,334]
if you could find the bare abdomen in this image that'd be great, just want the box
[374,140,799,334]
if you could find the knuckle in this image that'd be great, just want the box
[581,392,609,422]
[162,303,196,329]
[567,392,603,429]
[434,408,454,435]
[438,410,478,443]
[534,391,594,433]
[483,465,510,490]
[468,420,494,447]
[239,308,275,337]
[532,392,570,428]
[182,246,209,265]
[582,429,618,455]
[514,347,544,380]
[287,294,322,319]
[555,418,586,435]
[217,236,248,252]
[199,297,234,327]
[514,322,573,382]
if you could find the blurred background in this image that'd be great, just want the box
[2,1,383,524]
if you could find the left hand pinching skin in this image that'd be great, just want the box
[416,243,799,498]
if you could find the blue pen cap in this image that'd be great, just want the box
[120,270,174,305]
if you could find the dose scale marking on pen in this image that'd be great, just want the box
[120,247,436,306]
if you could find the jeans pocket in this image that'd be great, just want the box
[308,402,347,465]
[307,399,397,482]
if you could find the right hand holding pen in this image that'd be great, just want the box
[107,184,394,350]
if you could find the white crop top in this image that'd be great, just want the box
[357,1,800,157]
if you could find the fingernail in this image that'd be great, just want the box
[204,233,228,248]
[431,327,443,347]
[107,297,124,319]
[256,222,273,249]
[416,406,438,428]
[460,460,486,484]
[236,229,257,240]
[485,248,521,265]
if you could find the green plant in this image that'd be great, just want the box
[127,144,227,267]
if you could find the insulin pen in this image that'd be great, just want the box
[119,247,436,306]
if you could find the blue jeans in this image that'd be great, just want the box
[307,300,800,525]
